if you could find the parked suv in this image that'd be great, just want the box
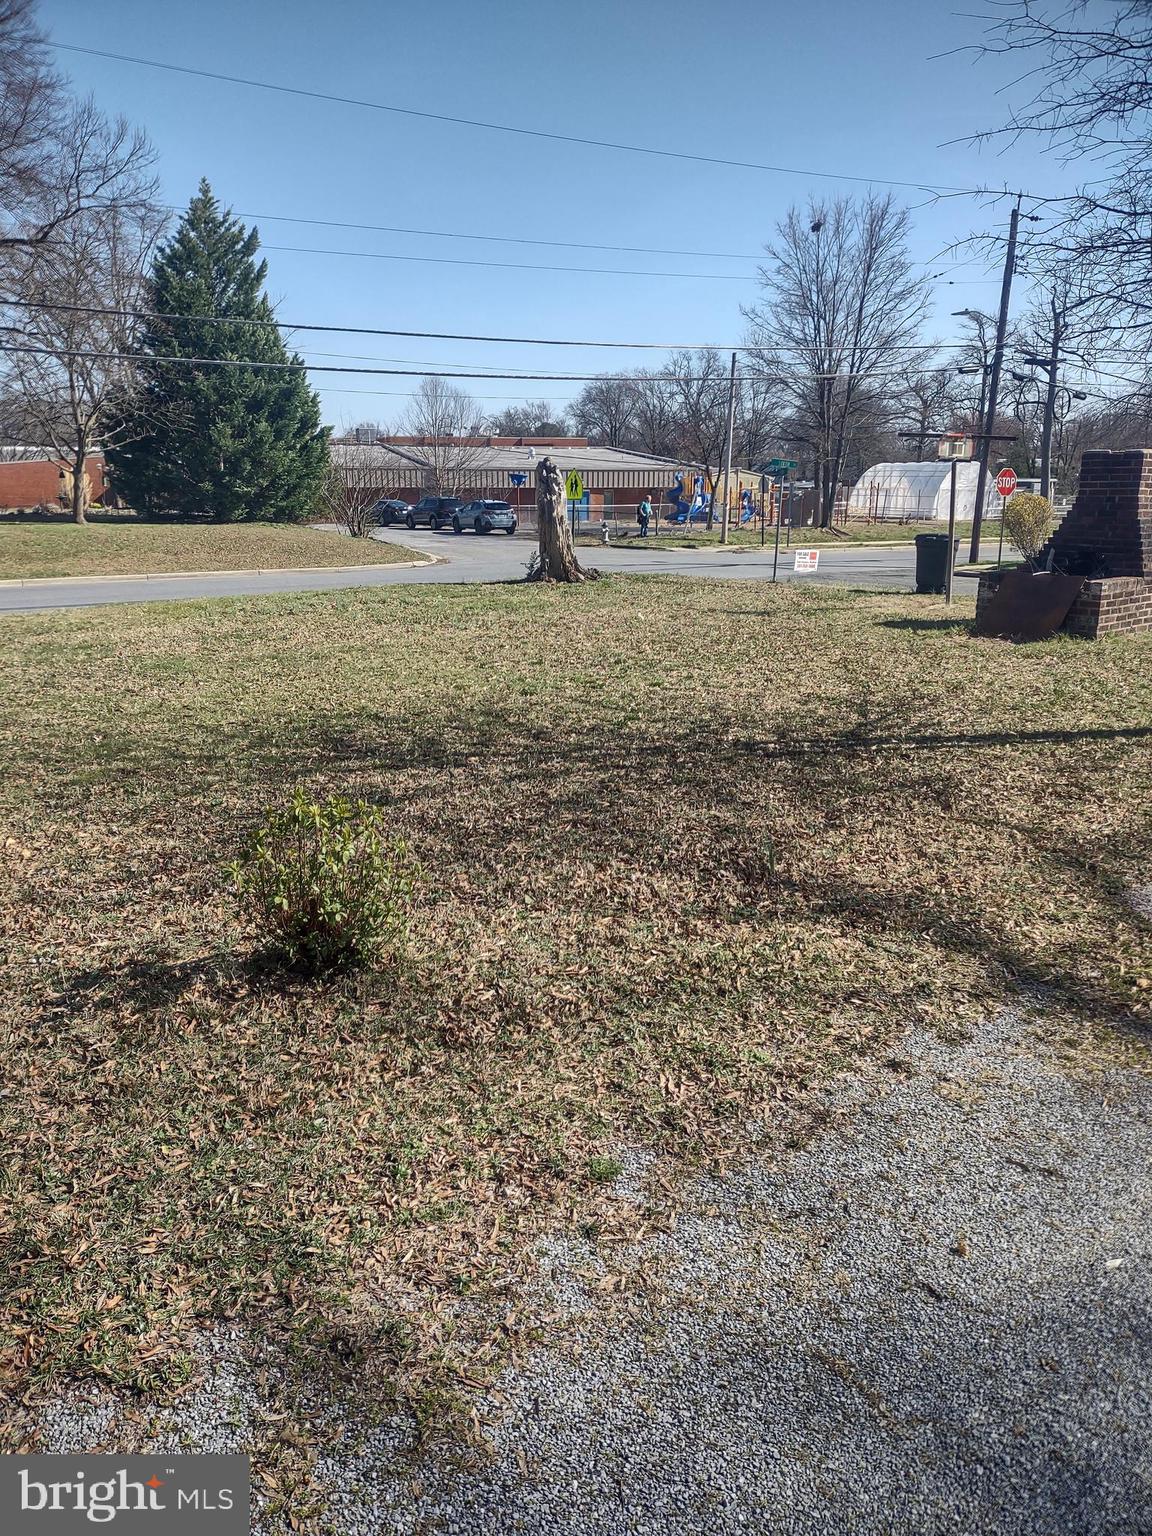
[454,499,518,535]
[407,496,465,531]
[369,498,411,527]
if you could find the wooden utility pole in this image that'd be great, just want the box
[970,198,1022,564]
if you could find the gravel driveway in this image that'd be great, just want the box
[31,1009,1152,1534]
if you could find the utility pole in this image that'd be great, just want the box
[1039,294,1061,502]
[945,457,958,605]
[719,351,737,545]
[970,198,1022,564]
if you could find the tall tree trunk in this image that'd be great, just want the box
[529,456,588,582]
[70,444,89,525]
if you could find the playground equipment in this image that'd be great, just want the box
[664,471,712,525]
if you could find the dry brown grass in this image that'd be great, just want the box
[0,575,1148,1436]
[0,522,418,580]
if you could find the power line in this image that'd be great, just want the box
[298,347,593,373]
[324,387,584,402]
[197,208,759,263]
[261,242,751,281]
[0,340,917,385]
[16,298,1134,359]
[261,240,1001,283]
[51,40,1041,200]
[3,297,728,350]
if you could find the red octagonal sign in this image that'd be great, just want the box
[995,467,1018,497]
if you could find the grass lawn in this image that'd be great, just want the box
[1,576,1149,1453]
[586,519,1000,550]
[0,521,419,580]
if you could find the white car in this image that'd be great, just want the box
[453,499,518,535]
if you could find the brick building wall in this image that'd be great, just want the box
[0,455,107,510]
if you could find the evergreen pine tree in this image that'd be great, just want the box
[108,180,328,521]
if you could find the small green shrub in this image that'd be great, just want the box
[587,1154,624,1185]
[1001,491,1054,564]
[231,788,419,973]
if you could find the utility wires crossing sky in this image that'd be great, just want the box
[50,40,1049,201]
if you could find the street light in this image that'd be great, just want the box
[1016,349,1091,499]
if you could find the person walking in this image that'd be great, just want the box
[637,495,652,538]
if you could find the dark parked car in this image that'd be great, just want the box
[454,499,518,535]
[407,496,465,531]
[369,498,411,527]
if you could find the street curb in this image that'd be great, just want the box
[0,552,441,588]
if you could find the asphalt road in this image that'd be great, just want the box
[0,528,925,612]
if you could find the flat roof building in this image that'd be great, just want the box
[331,436,762,525]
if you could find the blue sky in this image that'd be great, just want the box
[39,0,1076,431]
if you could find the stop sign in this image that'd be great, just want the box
[995,467,1018,498]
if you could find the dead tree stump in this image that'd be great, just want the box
[528,455,589,582]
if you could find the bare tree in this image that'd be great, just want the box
[486,400,569,437]
[0,0,59,246]
[528,455,588,582]
[665,349,732,528]
[900,366,963,457]
[744,195,930,525]
[0,4,154,254]
[318,445,394,538]
[403,377,488,494]
[972,2,1152,355]
[4,192,163,522]
[734,375,780,470]
[569,376,637,446]
[629,371,677,457]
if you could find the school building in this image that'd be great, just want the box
[331,437,764,525]
[0,450,107,511]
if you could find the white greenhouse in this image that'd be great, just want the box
[847,461,1000,522]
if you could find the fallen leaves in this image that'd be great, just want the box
[0,576,1148,1428]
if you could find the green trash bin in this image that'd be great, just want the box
[914,532,959,594]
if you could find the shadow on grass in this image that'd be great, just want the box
[36,675,1152,1048]
[879,617,974,633]
[50,940,322,1025]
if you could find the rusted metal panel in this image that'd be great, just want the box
[974,567,1085,642]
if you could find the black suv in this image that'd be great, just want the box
[407,496,465,531]
[369,498,411,527]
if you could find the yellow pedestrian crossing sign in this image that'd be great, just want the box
[564,470,584,501]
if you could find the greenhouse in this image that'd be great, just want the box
[847,461,999,522]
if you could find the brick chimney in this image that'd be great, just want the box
[976,447,1152,637]
[1044,449,1152,578]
